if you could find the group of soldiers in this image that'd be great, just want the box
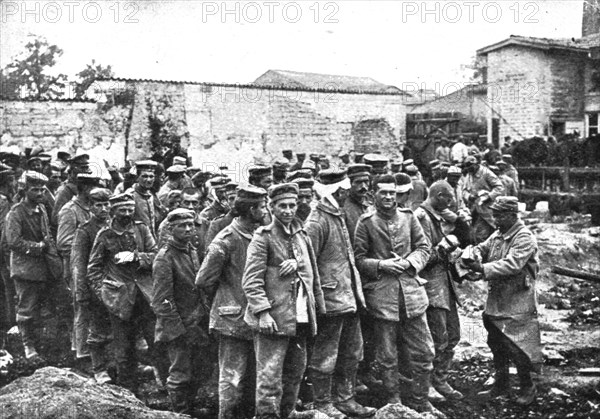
[0,142,541,419]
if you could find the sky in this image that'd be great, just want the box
[0,0,585,95]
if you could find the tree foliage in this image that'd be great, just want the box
[75,60,114,99]
[0,35,68,99]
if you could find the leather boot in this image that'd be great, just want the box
[405,373,447,418]
[477,362,510,399]
[432,351,463,400]
[516,370,536,406]
[380,369,402,405]
[19,320,41,360]
[309,372,347,419]
[168,387,191,415]
[334,376,376,418]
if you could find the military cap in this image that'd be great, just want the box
[488,165,500,174]
[296,152,306,159]
[347,164,372,180]
[404,164,419,175]
[363,154,388,166]
[76,173,101,185]
[292,178,314,192]
[89,188,112,202]
[57,151,72,162]
[402,159,414,168]
[268,183,299,202]
[23,171,48,185]
[27,156,42,165]
[210,176,232,190]
[490,196,519,213]
[301,160,317,171]
[339,152,349,158]
[282,149,293,155]
[272,159,290,171]
[0,152,20,168]
[236,185,267,203]
[496,160,508,168]
[69,154,90,165]
[287,169,313,182]
[166,164,187,174]
[394,173,413,193]
[354,153,365,163]
[173,156,187,166]
[192,171,213,183]
[391,160,402,170]
[429,159,440,168]
[50,160,67,171]
[440,161,451,168]
[318,169,348,185]
[462,155,478,167]
[502,154,513,163]
[446,166,462,176]
[248,165,272,178]
[224,181,239,191]
[29,145,44,157]
[109,192,135,208]
[167,208,195,225]
[309,153,320,162]
[135,160,158,173]
[38,153,52,163]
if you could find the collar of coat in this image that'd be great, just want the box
[71,195,90,212]
[134,183,152,198]
[268,215,304,236]
[230,217,256,240]
[497,218,525,241]
[317,198,343,217]
[109,218,136,235]
[167,237,195,252]
[420,201,444,222]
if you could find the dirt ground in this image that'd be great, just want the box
[1,214,599,419]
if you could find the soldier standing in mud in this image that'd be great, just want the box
[464,196,542,406]
[242,183,326,419]
[196,186,269,419]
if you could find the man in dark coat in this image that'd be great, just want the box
[0,167,17,337]
[87,192,165,394]
[343,164,372,244]
[71,188,113,384]
[305,169,376,419]
[415,181,464,402]
[52,154,90,231]
[464,196,541,406]
[151,208,209,414]
[5,172,60,360]
[129,160,167,240]
[354,175,442,416]
[243,183,326,419]
[196,186,268,419]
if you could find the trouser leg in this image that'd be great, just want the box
[218,334,254,419]
[399,312,434,403]
[87,298,112,374]
[110,313,137,392]
[254,333,290,419]
[280,328,307,419]
[373,319,400,400]
[483,315,510,388]
[333,314,363,403]
[166,336,194,414]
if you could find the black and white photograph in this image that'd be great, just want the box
[0,1,599,418]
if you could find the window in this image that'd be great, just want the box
[587,113,599,136]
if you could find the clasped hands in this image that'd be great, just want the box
[114,251,137,264]
[379,255,411,275]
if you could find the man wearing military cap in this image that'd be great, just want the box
[338,152,351,170]
[287,169,313,183]
[205,181,240,247]
[390,160,402,174]
[200,176,233,223]
[305,169,376,419]
[248,165,273,191]
[163,136,191,170]
[495,160,518,197]
[71,188,113,384]
[363,154,388,176]
[458,156,504,243]
[501,154,519,187]
[196,186,269,419]
[243,183,326,419]
[282,149,294,163]
[354,152,365,164]
[158,165,193,206]
[52,154,91,229]
[463,196,541,406]
[129,160,167,240]
[5,172,60,361]
[290,152,306,172]
[292,178,315,222]
[152,208,209,414]
[343,164,373,245]
[272,160,289,185]
[57,173,102,358]
[404,164,428,211]
[354,175,440,415]
[87,192,166,394]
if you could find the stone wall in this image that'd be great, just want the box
[0,99,127,167]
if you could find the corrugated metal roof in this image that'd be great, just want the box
[98,75,409,96]
[478,35,593,55]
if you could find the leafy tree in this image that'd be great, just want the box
[74,60,114,99]
[1,35,67,99]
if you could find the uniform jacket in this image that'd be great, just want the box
[343,195,371,245]
[51,181,77,227]
[500,174,518,197]
[129,184,166,239]
[0,194,13,271]
[354,205,430,320]
[200,200,228,222]
[152,238,206,343]
[57,197,91,256]
[196,218,255,340]
[71,217,108,303]
[205,211,235,249]
[157,177,194,206]
[157,212,207,261]
[458,166,504,227]
[408,178,429,211]
[87,220,157,320]
[475,219,541,365]
[242,217,326,337]
[305,198,365,315]
[415,203,461,310]
[5,201,52,282]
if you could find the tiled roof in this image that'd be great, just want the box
[97,76,408,96]
[0,95,96,103]
[477,34,594,55]
[252,70,408,95]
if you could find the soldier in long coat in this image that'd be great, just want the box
[196,186,268,419]
[354,175,442,416]
[305,169,376,419]
[242,183,326,419]
[464,196,541,406]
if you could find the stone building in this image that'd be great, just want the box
[476,0,600,146]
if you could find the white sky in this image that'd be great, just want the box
[0,0,585,94]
